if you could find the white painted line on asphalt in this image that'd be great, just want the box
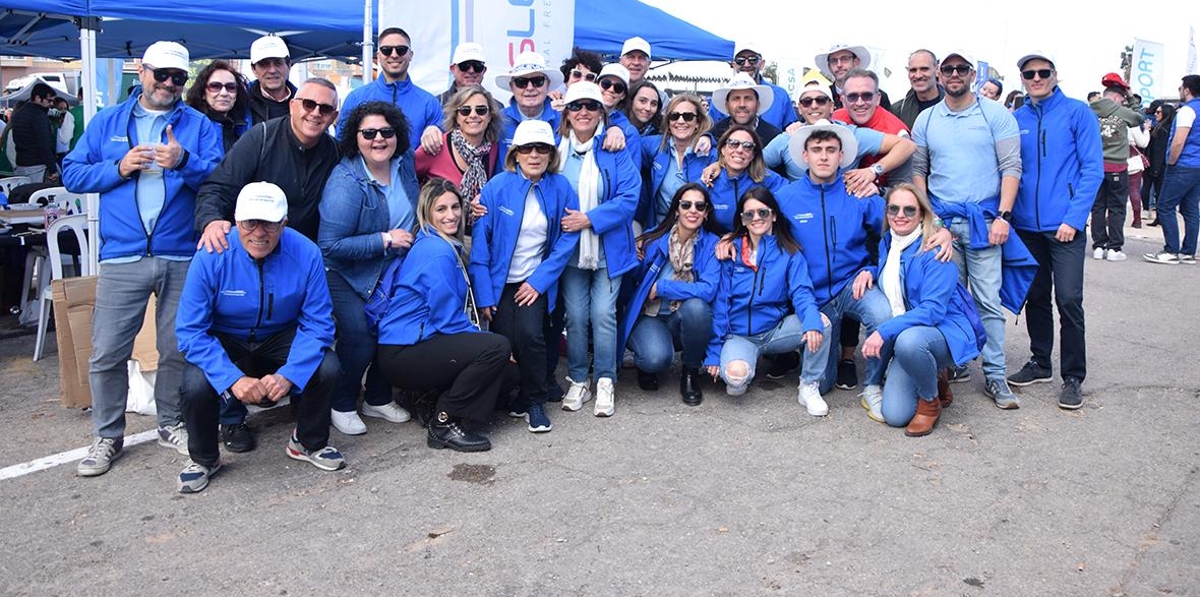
[0,429,160,481]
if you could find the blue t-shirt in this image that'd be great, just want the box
[913,98,1020,204]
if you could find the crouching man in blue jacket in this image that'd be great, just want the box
[175,182,344,493]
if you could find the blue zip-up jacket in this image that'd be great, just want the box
[336,77,443,151]
[638,134,715,227]
[705,234,824,366]
[378,228,479,346]
[568,129,642,278]
[63,90,224,261]
[469,170,581,309]
[1170,97,1200,169]
[176,228,335,395]
[618,229,721,352]
[707,168,785,234]
[608,109,643,171]
[775,174,883,307]
[318,153,420,299]
[498,98,562,159]
[870,235,984,367]
[1013,87,1103,233]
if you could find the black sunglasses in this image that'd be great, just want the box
[940,64,972,76]
[206,81,239,94]
[378,45,410,57]
[147,66,188,87]
[741,208,772,222]
[457,60,485,73]
[456,105,490,117]
[515,143,554,155]
[570,69,597,82]
[734,56,761,67]
[1022,68,1054,80]
[886,204,919,217]
[667,111,697,122]
[679,200,707,212]
[798,96,830,107]
[512,75,547,89]
[295,97,336,116]
[599,79,627,94]
[567,100,602,112]
[845,91,876,104]
[359,127,396,140]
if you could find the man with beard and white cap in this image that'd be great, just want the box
[247,35,296,125]
[438,42,488,104]
[63,41,225,477]
[709,72,783,144]
[708,42,798,131]
[816,43,891,111]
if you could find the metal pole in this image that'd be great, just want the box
[362,0,374,84]
[79,18,100,271]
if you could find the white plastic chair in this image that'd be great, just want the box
[28,186,87,215]
[34,214,92,361]
[0,175,32,197]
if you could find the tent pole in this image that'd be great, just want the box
[362,0,374,84]
[79,17,100,271]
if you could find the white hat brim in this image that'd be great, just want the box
[713,83,774,116]
[787,123,859,170]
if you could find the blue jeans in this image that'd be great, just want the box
[948,217,1006,381]
[880,326,954,427]
[327,271,391,412]
[627,298,713,372]
[562,265,621,381]
[718,314,831,393]
[1157,165,1200,256]
[89,257,190,438]
[810,284,891,393]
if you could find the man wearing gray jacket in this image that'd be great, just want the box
[1089,73,1144,261]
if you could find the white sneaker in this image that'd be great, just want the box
[331,409,367,435]
[562,378,591,411]
[1105,250,1127,262]
[859,384,884,423]
[594,378,615,417]
[1092,247,1106,260]
[798,381,828,416]
[362,401,411,423]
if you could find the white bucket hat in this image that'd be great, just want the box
[815,43,870,80]
[495,51,564,89]
[788,119,858,170]
[712,72,773,117]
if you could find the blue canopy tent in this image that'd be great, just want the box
[574,0,733,61]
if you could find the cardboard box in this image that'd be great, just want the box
[51,276,97,409]
[131,294,158,372]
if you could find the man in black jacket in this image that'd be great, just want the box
[10,83,60,182]
[247,35,297,125]
[890,49,945,130]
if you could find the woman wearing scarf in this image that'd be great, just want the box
[639,94,713,229]
[860,183,985,436]
[704,124,785,234]
[469,120,580,433]
[415,86,501,205]
[620,183,720,406]
[556,82,641,418]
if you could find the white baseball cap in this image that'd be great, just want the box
[250,35,290,65]
[563,81,604,106]
[511,120,556,148]
[451,42,486,65]
[942,49,976,69]
[597,63,631,87]
[621,37,651,59]
[142,41,189,72]
[1017,50,1057,70]
[235,182,288,223]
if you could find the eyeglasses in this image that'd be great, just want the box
[679,200,707,212]
[146,66,188,87]
[667,111,697,122]
[567,100,602,112]
[886,204,918,217]
[456,105,490,117]
[845,92,876,104]
[456,60,485,73]
[939,64,972,76]
[512,75,547,89]
[1021,69,1054,80]
[294,97,336,116]
[724,138,756,151]
[798,96,830,107]
[515,143,554,155]
[599,79,627,95]
[741,208,772,222]
[206,81,239,94]
[359,127,396,140]
[238,219,283,233]
[378,45,410,57]
[570,69,597,82]
[828,54,856,65]
[733,56,761,67]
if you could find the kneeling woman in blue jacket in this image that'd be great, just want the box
[621,182,720,406]
[704,187,829,403]
[861,183,985,437]
[470,120,580,434]
[376,179,516,452]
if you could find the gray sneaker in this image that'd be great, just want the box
[1008,359,1053,386]
[1180,254,1198,265]
[984,377,1020,410]
[157,422,189,455]
[77,437,124,477]
[177,460,221,493]
[947,364,972,384]
[286,435,346,471]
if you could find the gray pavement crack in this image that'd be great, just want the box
[1111,464,1199,595]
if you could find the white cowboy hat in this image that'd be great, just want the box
[495,51,564,89]
[712,72,773,117]
[814,43,871,80]
[788,119,858,170]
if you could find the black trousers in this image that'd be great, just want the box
[1091,171,1128,250]
[377,332,515,421]
[181,327,340,467]
[1017,228,1087,382]
[491,283,549,405]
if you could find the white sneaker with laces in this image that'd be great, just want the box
[798,381,828,416]
[1092,247,1106,260]
[594,378,615,417]
[561,378,591,411]
[1106,250,1127,262]
[362,402,411,423]
[331,409,367,435]
[859,384,884,422]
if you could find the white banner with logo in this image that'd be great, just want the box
[380,0,576,102]
[1131,39,1166,103]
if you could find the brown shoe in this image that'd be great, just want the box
[905,397,941,437]
[937,369,953,408]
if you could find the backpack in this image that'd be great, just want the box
[363,256,404,329]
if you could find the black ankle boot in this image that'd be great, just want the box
[680,368,703,406]
[637,368,659,391]
[427,412,491,452]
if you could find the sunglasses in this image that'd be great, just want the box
[378,45,410,57]
[567,100,602,112]
[599,79,627,94]
[724,138,756,151]
[940,64,972,76]
[886,204,919,217]
[679,200,707,212]
[845,91,876,104]
[667,111,697,122]
[734,56,761,67]
[570,69,597,82]
[456,60,485,73]
[238,219,283,233]
[512,75,547,89]
[147,66,188,87]
[359,127,396,140]
[741,208,772,222]
[206,81,239,94]
[798,96,830,107]
[295,97,336,116]
[456,105,491,117]
[516,143,554,155]
[1022,69,1054,80]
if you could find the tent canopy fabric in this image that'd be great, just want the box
[574,0,734,61]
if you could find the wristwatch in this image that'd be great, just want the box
[998,210,1013,222]
[870,163,885,177]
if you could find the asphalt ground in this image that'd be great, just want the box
[0,225,1196,597]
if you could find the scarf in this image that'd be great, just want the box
[450,129,491,201]
[643,227,697,316]
[558,131,602,269]
[880,224,923,317]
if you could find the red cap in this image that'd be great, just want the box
[1101,72,1130,90]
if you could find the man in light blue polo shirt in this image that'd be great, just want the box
[911,50,1023,409]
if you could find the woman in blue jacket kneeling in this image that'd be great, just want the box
[861,183,985,437]
[375,180,516,452]
[621,183,720,406]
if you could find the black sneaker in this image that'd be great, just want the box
[765,351,800,379]
[835,359,858,390]
[545,377,565,403]
[1059,377,1084,410]
[1008,359,1053,387]
[220,423,257,453]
